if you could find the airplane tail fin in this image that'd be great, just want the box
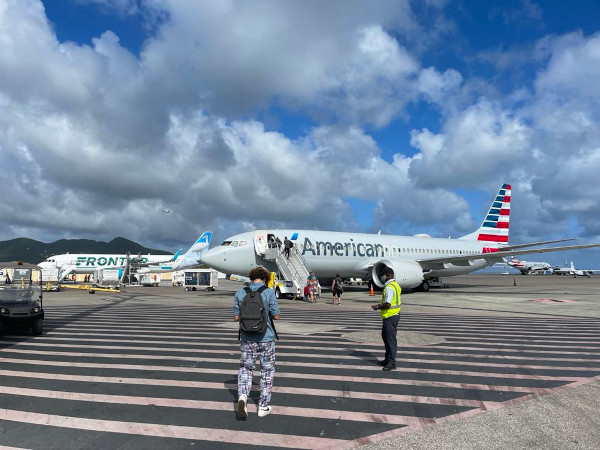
[170,249,183,261]
[460,184,511,244]
[186,232,212,254]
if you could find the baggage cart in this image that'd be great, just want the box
[184,269,218,291]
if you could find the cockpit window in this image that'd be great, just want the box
[221,241,232,246]
[231,241,239,247]
[239,241,247,247]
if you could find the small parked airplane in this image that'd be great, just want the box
[199,184,600,291]
[506,256,552,275]
[552,261,599,277]
[38,232,212,279]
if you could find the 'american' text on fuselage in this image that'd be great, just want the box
[301,237,384,258]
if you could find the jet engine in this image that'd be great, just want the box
[372,260,424,289]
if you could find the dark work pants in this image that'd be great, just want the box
[381,314,400,365]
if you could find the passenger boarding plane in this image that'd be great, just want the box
[38,232,212,279]
[200,184,600,290]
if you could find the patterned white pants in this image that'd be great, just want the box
[238,341,276,408]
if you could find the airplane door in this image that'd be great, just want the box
[254,230,268,256]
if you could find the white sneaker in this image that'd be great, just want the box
[237,394,247,419]
[257,406,272,417]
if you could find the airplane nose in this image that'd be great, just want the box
[199,247,219,267]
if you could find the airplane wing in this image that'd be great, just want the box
[418,242,600,270]
[499,238,576,251]
[134,249,183,267]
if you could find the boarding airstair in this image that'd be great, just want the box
[263,245,311,298]
[58,265,76,282]
[253,230,312,298]
[121,253,142,285]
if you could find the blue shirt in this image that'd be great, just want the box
[234,282,280,342]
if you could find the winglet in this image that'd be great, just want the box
[171,249,183,261]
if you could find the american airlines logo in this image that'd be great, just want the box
[301,237,384,257]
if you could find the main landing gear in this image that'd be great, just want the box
[417,280,430,292]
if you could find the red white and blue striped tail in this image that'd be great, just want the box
[461,184,511,244]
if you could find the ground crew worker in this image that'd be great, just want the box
[371,267,401,371]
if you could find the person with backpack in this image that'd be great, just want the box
[331,273,343,305]
[283,237,292,258]
[234,266,280,419]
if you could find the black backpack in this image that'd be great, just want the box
[238,286,270,336]
[334,277,343,292]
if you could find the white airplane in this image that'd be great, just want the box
[199,184,600,291]
[506,256,552,275]
[552,261,599,277]
[38,232,212,279]
[138,232,213,274]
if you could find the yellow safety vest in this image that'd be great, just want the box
[268,272,276,289]
[380,280,401,319]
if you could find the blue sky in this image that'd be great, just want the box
[1,0,600,268]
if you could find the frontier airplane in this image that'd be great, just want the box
[200,184,600,291]
[38,232,212,279]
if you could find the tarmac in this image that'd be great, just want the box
[0,274,599,449]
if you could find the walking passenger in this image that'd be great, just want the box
[306,271,319,303]
[331,273,343,305]
[234,266,280,418]
[283,237,292,259]
[371,267,401,371]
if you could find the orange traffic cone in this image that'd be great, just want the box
[369,285,374,296]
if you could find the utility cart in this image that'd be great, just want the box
[184,269,218,291]
[0,266,44,335]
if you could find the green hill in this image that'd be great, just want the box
[0,237,171,264]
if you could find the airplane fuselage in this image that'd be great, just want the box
[38,254,175,273]
[201,229,499,282]
[508,259,551,274]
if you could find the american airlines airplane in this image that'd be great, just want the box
[38,232,212,279]
[199,184,600,291]
[507,256,552,275]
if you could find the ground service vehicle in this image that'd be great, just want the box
[184,269,218,291]
[0,266,45,336]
